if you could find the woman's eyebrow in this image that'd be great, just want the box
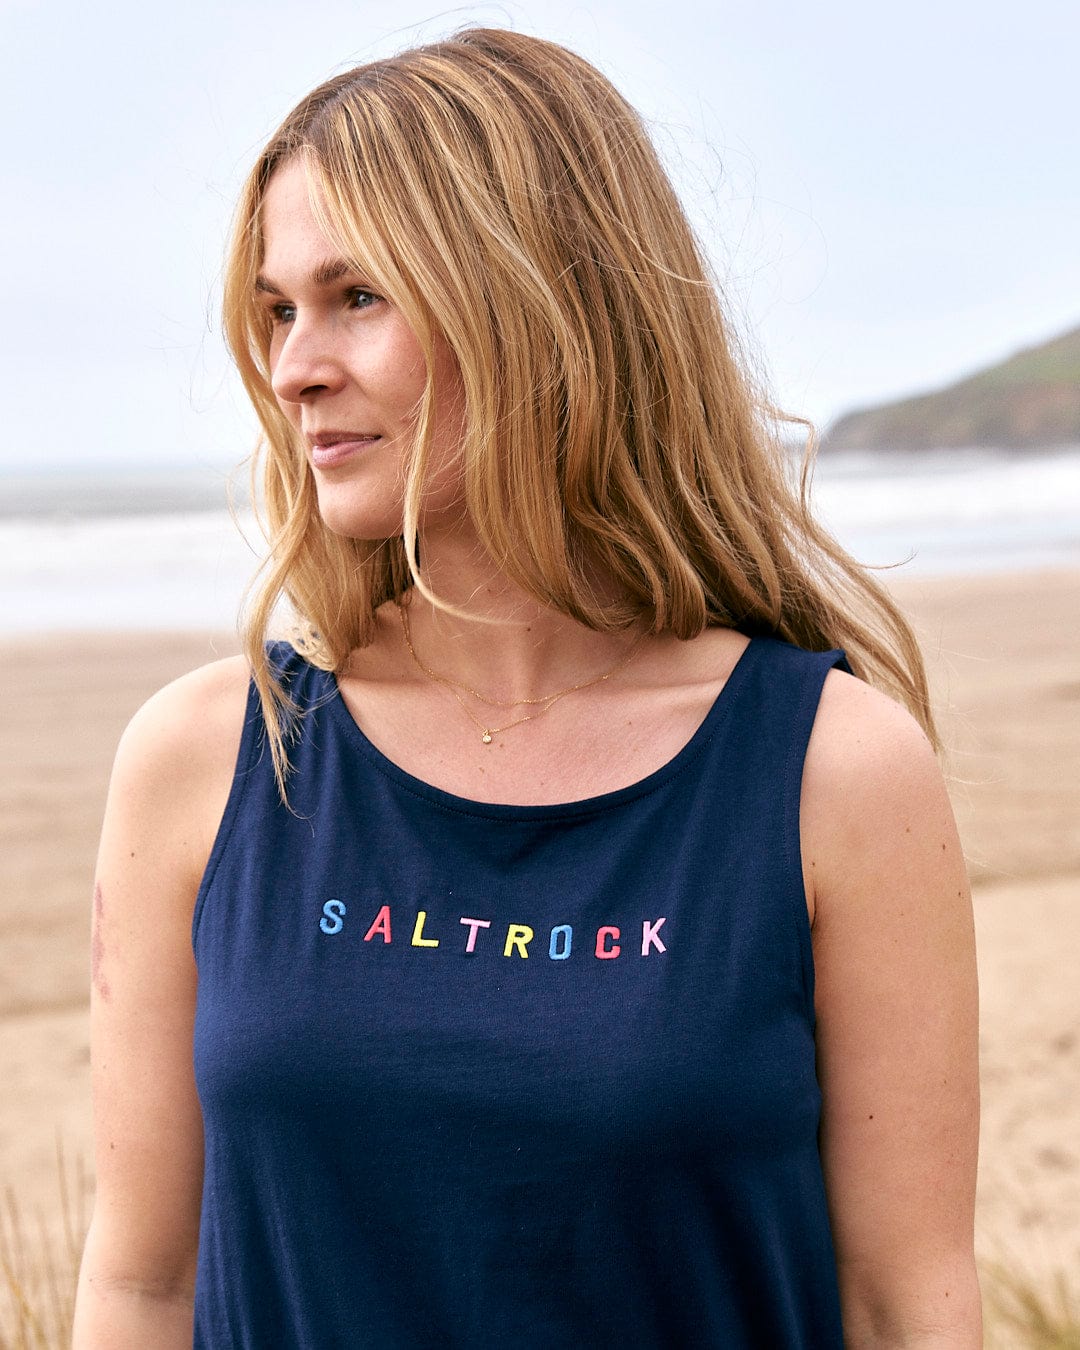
[254,258,356,295]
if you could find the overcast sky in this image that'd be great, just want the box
[3,0,1078,473]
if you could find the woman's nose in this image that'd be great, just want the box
[270,318,346,406]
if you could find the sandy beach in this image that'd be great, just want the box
[2,568,1078,1321]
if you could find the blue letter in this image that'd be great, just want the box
[320,899,346,935]
[549,924,572,960]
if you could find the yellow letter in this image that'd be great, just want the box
[503,924,534,958]
[411,910,440,948]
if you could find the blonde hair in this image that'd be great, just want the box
[223,26,935,791]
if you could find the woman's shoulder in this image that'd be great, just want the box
[118,654,251,768]
[801,666,957,918]
[808,665,937,788]
[107,656,253,870]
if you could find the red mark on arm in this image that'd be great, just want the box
[92,881,111,1002]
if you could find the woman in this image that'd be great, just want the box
[74,27,980,1348]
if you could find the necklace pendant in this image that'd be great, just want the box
[482,731,493,745]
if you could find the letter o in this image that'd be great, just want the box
[549,924,573,960]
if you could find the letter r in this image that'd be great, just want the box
[503,924,534,958]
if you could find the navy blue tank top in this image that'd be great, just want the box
[192,634,848,1347]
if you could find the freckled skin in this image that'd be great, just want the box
[92,881,111,1002]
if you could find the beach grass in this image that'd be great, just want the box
[0,1141,89,1349]
[983,1261,1080,1349]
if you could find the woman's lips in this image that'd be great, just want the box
[310,436,380,469]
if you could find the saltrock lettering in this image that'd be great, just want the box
[317,901,667,959]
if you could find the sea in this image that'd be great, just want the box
[2,447,1078,633]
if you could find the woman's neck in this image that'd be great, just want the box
[395,526,644,706]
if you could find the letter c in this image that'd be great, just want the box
[595,926,621,959]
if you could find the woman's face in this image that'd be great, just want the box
[258,158,466,539]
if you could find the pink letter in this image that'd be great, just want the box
[641,917,667,955]
[460,916,492,953]
[364,905,392,944]
[595,926,621,959]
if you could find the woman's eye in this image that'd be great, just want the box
[263,290,375,325]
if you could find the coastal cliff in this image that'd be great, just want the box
[823,324,1080,451]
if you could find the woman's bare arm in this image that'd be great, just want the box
[73,657,249,1348]
[803,672,981,1347]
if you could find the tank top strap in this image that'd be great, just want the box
[730,635,851,769]
[191,641,339,949]
[712,635,850,1013]
[743,635,851,879]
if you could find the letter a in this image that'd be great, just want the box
[364,905,392,944]
[641,917,667,955]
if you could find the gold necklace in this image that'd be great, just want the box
[399,600,642,745]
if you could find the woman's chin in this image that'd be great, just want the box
[315,492,403,542]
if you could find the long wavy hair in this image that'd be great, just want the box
[223,26,935,791]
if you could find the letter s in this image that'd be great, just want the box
[320,899,347,935]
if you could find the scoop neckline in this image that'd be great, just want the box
[324,635,760,821]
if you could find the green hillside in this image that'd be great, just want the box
[823,325,1080,451]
